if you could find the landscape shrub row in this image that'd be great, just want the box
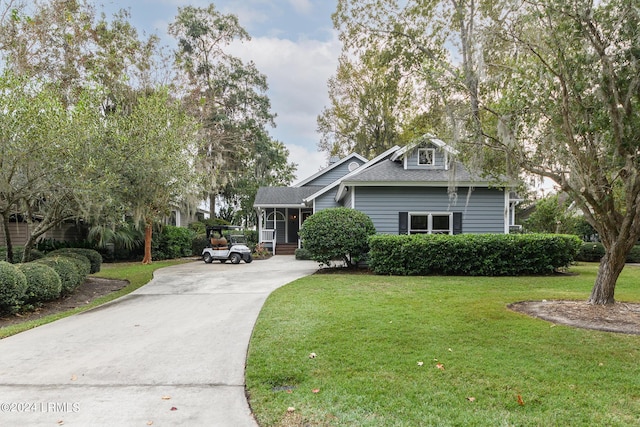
[575,242,640,263]
[0,249,102,315]
[368,233,582,276]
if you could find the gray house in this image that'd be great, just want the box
[254,136,520,254]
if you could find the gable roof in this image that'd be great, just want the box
[301,145,401,204]
[293,152,368,188]
[390,134,459,161]
[254,186,323,208]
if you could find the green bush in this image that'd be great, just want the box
[17,263,62,303]
[368,233,582,276]
[294,247,312,260]
[299,208,376,267]
[35,256,84,296]
[576,243,605,262]
[47,248,102,273]
[575,242,640,263]
[46,250,91,277]
[192,234,209,257]
[0,261,28,314]
[153,225,196,260]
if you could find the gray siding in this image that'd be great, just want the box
[304,159,365,187]
[406,144,447,170]
[353,186,505,234]
[314,189,341,211]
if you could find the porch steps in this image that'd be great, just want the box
[274,243,298,255]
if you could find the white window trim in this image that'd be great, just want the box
[408,212,453,235]
[417,148,435,166]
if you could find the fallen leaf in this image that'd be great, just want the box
[146,422,154,426]
[448,348,453,352]
[287,407,296,413]
[312,388,320,393]
[70,374,77,381]
[286,389,293,394]
[170,407,178,411]
[436,363,445,371]
[466,397,476,402]
[161,396,171,400]
[417,361,424,366]
[517,395,525,406]
[57,421,64,426]
[309,352,317,359]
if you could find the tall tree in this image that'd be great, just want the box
[334,0,640,305]
[317,48,412,158]
[169,4,276,218]
[105,89,200,264]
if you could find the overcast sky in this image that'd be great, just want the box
[99,0,340,183]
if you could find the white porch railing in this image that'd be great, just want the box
[261,229,276,254]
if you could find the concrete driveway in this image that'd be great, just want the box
[0,256,318,426]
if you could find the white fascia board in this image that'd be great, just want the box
[390,134,459,162]
[253,203,308,209]
[339,180,496,188]
[294,153,368,188]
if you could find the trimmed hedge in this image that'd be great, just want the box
[368,233,582,276]
[575,242,640,263]
[46,250,91,276]
[35,256,84,296]
[17,262,62,303]
[0,261,28,314]
[47,248,102,273]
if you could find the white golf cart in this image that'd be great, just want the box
[202,225,253,264]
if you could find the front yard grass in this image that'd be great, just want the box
[246,263,640,426]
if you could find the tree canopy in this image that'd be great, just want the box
[332,0,640,304]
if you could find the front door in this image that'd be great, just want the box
[288,211,299,244]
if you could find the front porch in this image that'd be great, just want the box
[257,207,312,255]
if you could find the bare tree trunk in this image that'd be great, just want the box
[589,248,626,305]
[142,220,153,264]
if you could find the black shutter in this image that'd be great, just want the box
[453,212,462,234]
[399,212,408,235]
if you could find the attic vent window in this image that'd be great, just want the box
[348,161,360,171]
[418,148,435,166]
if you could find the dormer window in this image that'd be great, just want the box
[418,148,435,166]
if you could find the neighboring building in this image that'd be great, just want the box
[253,136,521,254]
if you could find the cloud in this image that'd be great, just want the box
[227,32,341,180]
[289,0,313,14]
[287,143,328,184]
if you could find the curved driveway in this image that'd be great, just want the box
[0,256,318,426]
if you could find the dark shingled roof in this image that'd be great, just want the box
[343,159,484,184]
[254,186,324,206]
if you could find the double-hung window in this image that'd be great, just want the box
[409,212,452,235]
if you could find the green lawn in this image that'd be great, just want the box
[246,263,640,426]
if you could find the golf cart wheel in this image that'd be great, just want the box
[229,253,242,264]
[245,254,253,263]
[203,253,213,264]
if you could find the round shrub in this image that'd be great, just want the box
[46,251,91,276]
[48,248,102,273]
[298,207,376,267]
[0,261,28,314]
[35,256,83,296]
[17,263,62,303]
